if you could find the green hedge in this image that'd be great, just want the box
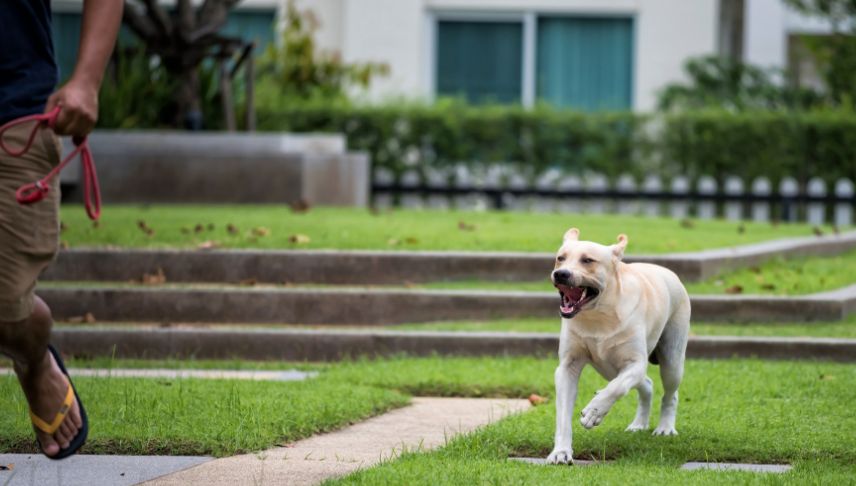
[257,102,856,185]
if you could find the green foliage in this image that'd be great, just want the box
[657,55,822,111]
[258,100,856,184]
[256,1,387,103]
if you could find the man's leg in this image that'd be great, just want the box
[0,124,80,456]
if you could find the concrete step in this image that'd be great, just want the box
[44,231,856,285]
[51,326,856,362]
[38,285,856,325]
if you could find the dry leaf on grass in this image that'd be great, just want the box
[289,234,311,244]
[458,221,476,231]
[725,285,743,294]
[813,226,824,237]
[680,218,694,229]
[761,283,776,291]
[227,223,239,235]
[528,394,548,406]
[252,227,271,237]
[194,224,205,233]
[404,237,419,244]
[197,240,219,250]
[290,199,311,213]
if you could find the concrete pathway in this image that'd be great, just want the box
[144,397,530,486]
[0,368,317,382]
[0,454,211,486]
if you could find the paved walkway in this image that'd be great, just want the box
[0,368,317,381]
[0,454,211,486]
[144,397,530,486]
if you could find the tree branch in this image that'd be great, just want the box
[122,1,158,42]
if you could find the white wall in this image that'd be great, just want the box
[302,0,718,110]
[745,0,838,70]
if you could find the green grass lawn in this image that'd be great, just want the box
[0,373,405,456]
[327,358,856,485]
[387,317,856,338]
[1,356,853,485]
[60,205,822,253]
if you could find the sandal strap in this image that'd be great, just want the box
[30,385,74,434]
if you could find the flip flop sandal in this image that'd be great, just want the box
[29,345,89,460]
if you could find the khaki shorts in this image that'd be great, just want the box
[0,123,61,322]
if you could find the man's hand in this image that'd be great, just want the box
[44,78,99,137]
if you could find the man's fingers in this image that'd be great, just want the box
[44,92,61,113]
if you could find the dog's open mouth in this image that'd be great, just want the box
[555,284,600,318]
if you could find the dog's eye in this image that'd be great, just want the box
[581,257,595,264]
[557,256,566,262]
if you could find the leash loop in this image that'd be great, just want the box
[0,106,101,220]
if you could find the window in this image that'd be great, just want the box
[433,14,634,111]
[435,21,523,104]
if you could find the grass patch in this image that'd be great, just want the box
[386,317,856,338]
[329,358,856,485]
[686,249,856,296]
[0,373,405,456]
[60,205,821,253]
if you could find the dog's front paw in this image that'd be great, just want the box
[546,448,574,465]
[652,425,678,436]
[625,420,649,432]
[580,403,610,430]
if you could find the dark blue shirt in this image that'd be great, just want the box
[0,0,57,125]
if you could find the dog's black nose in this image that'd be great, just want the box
[553,269,571,282]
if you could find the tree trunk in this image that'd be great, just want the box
[176,66,202,130]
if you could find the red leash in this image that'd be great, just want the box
[0,106,101,220]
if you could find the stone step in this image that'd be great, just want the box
[44,231,856,285]
[51,327,856,362]
[38,285,856,325]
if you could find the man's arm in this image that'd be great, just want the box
[45,0,123,137]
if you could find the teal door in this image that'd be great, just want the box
[537,17,633,111]
[436,20,523,103]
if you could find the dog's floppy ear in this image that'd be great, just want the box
[612,234,628,260]
[563,227,580,242]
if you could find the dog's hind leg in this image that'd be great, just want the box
[625,376,653,432]
[653,302,690,436]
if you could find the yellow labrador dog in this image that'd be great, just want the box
[546,228,690,465]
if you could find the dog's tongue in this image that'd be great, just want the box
[567,287,583,301]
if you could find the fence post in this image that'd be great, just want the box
[835,178,854,227]
[751,177,771,222]
[425,167,450,210]
[505,169,529,211]
[557,173,583,214]
[400,170,422,209]
[616,174,638,215]
[533,168,562,212]
[454,165,488,211]
[642,175,662,217]
[806,177,827,225]
[670,176,690,219]
[696,176,717,219]
[779,177,799,222]
[372,168,394,209]
[586,173,609,214]
[724,176,744,221]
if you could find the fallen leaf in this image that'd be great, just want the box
[194,224,204,233]
[528,394,548,406]
[60,222,68,232]
[680,218,694,229]
[725,285,743,294]
[227,223,239,235]
[813,226,824,237]
[760,283,776,291]
[289,234,311,244]
[290,199,311,213]
[67,313,96,324]
[819,374,835,381]
[458,221,476,231]
[404,237,419,244]
[84,312,96,324]
[197,240,219,250]
[141,268,166,285]
[239,278,258,286]
[252,227,271,237]
[749,266,761,274]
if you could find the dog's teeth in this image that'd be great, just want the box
[582,288,587,299]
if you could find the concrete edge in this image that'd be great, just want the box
[51,328,856,362]
[37,285,856,325]
[43,230,856,284]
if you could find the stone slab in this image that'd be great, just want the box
[0,368,316,381]
[50,328,856,362]
[144,397,529,486]
[36,285,854,325]
[680,461,793,473]
[0,453,211,486]
[43,231,856,285]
